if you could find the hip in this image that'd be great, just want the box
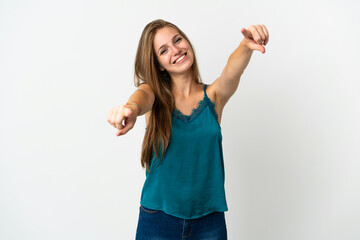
[136,204,227,240]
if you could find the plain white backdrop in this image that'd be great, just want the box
[1,0,359,239]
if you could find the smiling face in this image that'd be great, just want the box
[153,27,194,76]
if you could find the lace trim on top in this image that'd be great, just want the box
[174,89,219,123]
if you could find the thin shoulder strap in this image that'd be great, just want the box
[204,84,208,98]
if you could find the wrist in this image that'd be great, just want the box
[240,39,253,53]
[125,101,142,116]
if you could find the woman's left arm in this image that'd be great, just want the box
[213,24,269,105]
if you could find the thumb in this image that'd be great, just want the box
[116,129,122,136]
[247,42,266,53]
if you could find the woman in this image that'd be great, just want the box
[107,19,269,240]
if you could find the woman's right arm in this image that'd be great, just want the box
[107,83,155,136]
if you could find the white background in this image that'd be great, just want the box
[1,0,359,239]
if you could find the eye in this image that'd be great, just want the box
[160,49,167,55]
[175,37,182,43]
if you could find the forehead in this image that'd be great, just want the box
[153,27,180,49]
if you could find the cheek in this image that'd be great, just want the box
[157,56,165,64]
[158,56,170,68]
[188,50,194,62]
[161,57,170,65]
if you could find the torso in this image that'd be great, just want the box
[145,83,224,127]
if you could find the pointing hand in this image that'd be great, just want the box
[107,104,139,136]
[241,24,269,54]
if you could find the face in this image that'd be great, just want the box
[153,27,194,76]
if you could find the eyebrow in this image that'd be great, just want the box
[158,33,181,54]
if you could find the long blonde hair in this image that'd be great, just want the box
[134,19,202,173]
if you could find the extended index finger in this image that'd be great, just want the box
[241,28,252,39]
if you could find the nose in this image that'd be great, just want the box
[171,44,181,55]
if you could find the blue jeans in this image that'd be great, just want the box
[136,204,227,240]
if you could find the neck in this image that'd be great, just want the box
[170,70,197,98]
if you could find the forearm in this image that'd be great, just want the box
[127,88,154,116]
[223,40,254,80]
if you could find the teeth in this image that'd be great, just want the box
[175,54,185,64]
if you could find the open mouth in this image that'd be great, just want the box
[173,52,187,64]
